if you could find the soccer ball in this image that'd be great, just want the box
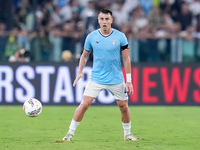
[23,98,42,117]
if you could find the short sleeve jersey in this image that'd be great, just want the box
[84,28,128,84]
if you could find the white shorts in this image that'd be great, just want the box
[83,80,128,100]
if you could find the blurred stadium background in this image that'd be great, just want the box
[0,0,200,106]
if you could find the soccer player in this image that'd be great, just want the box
[62,8,139,141]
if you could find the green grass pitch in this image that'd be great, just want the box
[0,106,199,150]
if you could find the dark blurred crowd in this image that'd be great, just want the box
[0,0,200,62]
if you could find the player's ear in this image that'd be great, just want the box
[111,16,113,24]
[97,15,100,24]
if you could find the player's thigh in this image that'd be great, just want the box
[83,80,105,98]
[107,82,128,101]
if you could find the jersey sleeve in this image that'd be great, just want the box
[120,33,129,51]
[84,34,92,51]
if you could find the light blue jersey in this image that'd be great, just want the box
[84,28,129,84]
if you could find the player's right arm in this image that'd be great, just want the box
[73,49,91,87]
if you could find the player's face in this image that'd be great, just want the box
[98,12,113,31]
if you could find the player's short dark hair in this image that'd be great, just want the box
[99,8,112,16]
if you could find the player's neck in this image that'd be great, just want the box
[99,28,113,36]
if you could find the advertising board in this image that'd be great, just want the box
[0,62,200,105]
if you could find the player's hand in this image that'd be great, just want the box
[126,82,134,95]
[73,72,83,87]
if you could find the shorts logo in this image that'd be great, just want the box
[124,88,127,94]
[124,88,128,97]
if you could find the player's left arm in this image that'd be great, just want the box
[122,48,134,95]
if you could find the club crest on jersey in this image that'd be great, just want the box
[111,40,117,45]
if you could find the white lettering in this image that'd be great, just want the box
[36,66,55,103]
[0,66,13,103]
[75,66,92,103]
[53,66,74,103]
[16,66,35,103]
